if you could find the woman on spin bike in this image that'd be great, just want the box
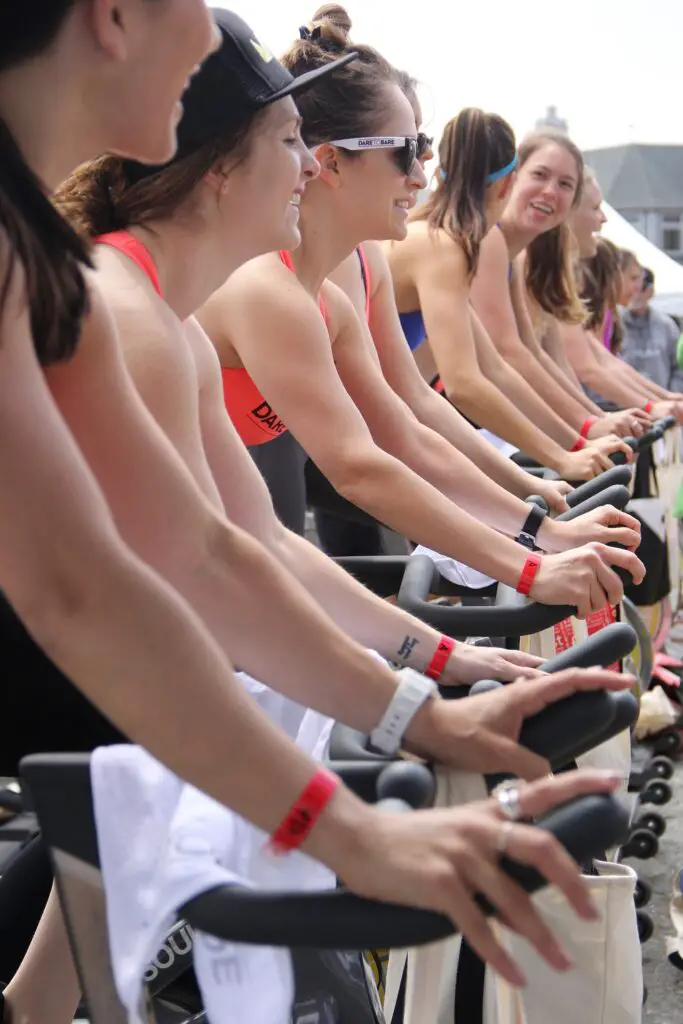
[196,14,639,602]
[559,174,683,419]
[0,8,633,1021]
[385,111,637,469]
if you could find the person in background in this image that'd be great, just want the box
[621,268,683,393]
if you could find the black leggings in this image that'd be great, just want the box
[249,433,384,554]
[248,432,309,535]
[0,592,125,981]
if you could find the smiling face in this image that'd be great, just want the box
[508,141,581,237]
[99,0,220,165]
[328,82,428,242]
[220,97,319,255]
[570,176,606,257]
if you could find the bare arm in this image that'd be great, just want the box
[540,316,594,401]
[207,265,539,582]
[410,233,571,469]
[0,260,377,866]
[191,322,516,682]
[49,279,402,732]
[564,324,650,406]
[471,234,585,441]
[509,262,601,418]
[360,244,569,510]
[469,311,586,446]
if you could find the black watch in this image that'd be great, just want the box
[516,504,548,551]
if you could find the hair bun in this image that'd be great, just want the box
[310,3,352,45]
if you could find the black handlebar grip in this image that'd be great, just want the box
[375,762,436,808]
[397,556,575,637]
[657,415,678,431]
[611,437,638,465]
[564,466,633,509]
[470,678,617,769]
[180,795,629,950]
[526,494,549,513]
[555,483,630,523]
[636,426,664,451]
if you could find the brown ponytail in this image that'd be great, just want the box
[413,108,516,277]
[0,3,103,365]
[0,115,91,367]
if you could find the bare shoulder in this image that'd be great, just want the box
[210,253,309,320]
[319,278,358,341]
[184,315,222,391]
[479,225,510,267]
[92,247,180,354]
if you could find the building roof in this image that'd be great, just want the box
[583,144,683,211]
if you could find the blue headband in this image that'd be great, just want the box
[438,153,519,185]
[486,154,518,183]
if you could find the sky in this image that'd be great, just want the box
[210,0,683,155]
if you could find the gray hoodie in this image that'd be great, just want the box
[620,307,683,392]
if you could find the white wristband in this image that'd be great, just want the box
[370,667,438,756]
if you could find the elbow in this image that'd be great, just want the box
[320,449,385,509]
[1,532,131,658]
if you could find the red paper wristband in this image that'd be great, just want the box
[269,769,340,855]
[580,416,598,439]
[569,436,586,452]
[516,553,542,597]
[425,635,455,681]
[644,400,654,414]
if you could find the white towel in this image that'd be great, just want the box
[412,545,496,590]
[91,671,336,1024]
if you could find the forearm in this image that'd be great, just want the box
[578,357,642,407]
[411,387,542,498]
[12,537,371,846]
[443,373,567,471]
[620,361,671,400]
[543,330,587,396]
[273,526,459,673]
[133,513,400,726]
[537,346,601,415]
[500,347,584,439]
[323,449,528,583]
[390,422,529,538]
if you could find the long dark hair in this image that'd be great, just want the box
[581,237,624,351]
[0,3,94,366]
[519,131,585,324]
[413,108,516,277]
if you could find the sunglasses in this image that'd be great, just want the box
[328,133,433,176]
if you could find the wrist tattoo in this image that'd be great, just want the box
[397,635,420,662]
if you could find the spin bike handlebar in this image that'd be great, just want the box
[328,622,637,774]
[564,466,633,509]
[179,762,628,950]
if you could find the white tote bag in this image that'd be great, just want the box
[383,770,641,1024]
[493,861,642,1024]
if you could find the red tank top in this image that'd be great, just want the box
[221,251,331,447]
[94,231,163,296]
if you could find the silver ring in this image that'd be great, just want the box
[493,779,524,822]
[497,820,515,857]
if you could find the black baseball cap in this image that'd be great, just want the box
[176,8,356,158]
[124,9,356,182]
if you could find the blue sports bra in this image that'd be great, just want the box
[398,308,427,352]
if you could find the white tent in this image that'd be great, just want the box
[601,202,683,317]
